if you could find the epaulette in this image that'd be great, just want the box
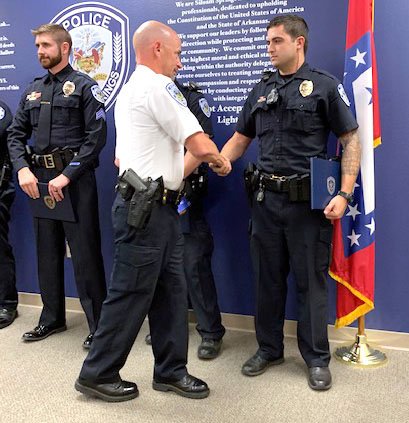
[310,67,337,81]
[261,70,275,81]
[187,81,201,92]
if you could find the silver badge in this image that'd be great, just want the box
[327,176,336,195]
[337,84,350,106]
[199,98,211,118]
[63,81,75,96]
[299,80,313,97]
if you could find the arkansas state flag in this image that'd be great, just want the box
[329,0,381,328]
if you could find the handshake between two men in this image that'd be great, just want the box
[184,130,231,178]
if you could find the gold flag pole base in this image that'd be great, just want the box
[334,333,388,367]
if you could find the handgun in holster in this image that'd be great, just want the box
[185,164,208,201]
[243,163,260,206]
[117,168,160,229]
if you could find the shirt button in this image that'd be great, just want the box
[275,138,279,142]
[275,155,281,160]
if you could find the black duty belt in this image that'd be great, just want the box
[261,173,291,192]
[31,149,77,171]
[161,187,183,206]
[259,172,310,202]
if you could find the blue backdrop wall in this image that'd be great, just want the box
[1,0,408,333]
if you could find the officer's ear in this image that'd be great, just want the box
[153,41,161,57]
[60,41,70,57]
[295,36,305,53]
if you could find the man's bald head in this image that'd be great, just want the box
[132,20,182,79]
[133,21,177,57]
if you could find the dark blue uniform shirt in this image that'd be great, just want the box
[7,64,106,181]
[236,62,358,175]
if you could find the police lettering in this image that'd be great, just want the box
[61,13,111,30]
[102,71,119,98]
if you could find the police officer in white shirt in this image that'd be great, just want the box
[75,21,231,403]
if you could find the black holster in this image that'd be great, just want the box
[243,163,259,206]
[0,162,11,188]
[116,169,160,229]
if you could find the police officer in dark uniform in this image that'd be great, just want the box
[217,15,360,390]
[0,100,17,329]
[7,24,107,348]
[146,80,225,359]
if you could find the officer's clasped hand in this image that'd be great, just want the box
[209,155,231,176]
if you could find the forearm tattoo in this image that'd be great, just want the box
[339,129,361,176]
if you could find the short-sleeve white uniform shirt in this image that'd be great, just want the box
[115,65,203,190]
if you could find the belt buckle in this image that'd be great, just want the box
[44,154,55,169]
[270,174,287,182]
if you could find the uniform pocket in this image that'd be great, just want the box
[250,101,272,135]
[286,98,317,133]
[53,95,82,124]
[24,100,41,127]
[110,243,161,293]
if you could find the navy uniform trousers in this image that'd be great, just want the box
[250,190,333,367]
[34,168,106,333]
[0,179,17,310]
[182,204,225,341]
[80,193,189,383]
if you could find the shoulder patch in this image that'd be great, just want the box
[199,98,211,118]
[166,82,187,107]
[337,83,351,106]
[0,106,4,120]
[91,85,105,103]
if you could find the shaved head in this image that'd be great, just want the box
[132,20,182,79]
[133,21,177,58]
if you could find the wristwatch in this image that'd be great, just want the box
[337,190,354,203]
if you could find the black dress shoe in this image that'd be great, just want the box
[83,333,94,350]
[75,378,139,402]
[153,374,209,399]
[0,308,18,329]
[198,338,222,360]
[308,366,332,391]
[22,324,67,342]
[241,353,284,376]
[145,333,152,345]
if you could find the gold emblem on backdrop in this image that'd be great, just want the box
[63,81,76,97]
[299,80,314,97]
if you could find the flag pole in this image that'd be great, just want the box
[334,315,387,366]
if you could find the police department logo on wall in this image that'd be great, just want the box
[51,2,130,111]
[327,176,336,196]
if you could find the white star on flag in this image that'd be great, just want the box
[353,182,360,190]
[365,218,375,235]
[346,204,361,221]
[347,229,362,246]
[351,48,367,68]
